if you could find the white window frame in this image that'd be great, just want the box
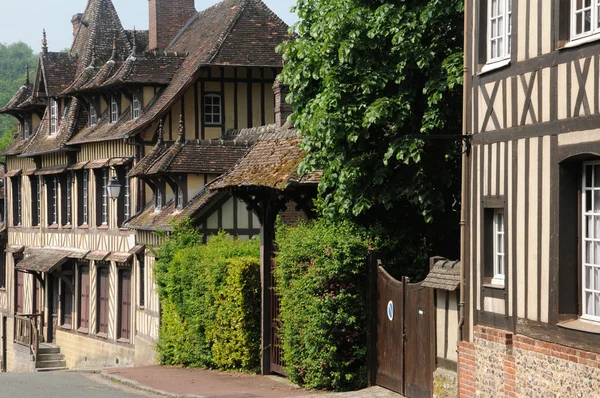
[36,177,41,226]
[155,188,162,211]
[51,176,58,225]
[66,173,72,225]
[90,102,97,127]
[486,0,512,67]
[571,0,600,42]
[582,162,600,322]
[50,99,58,136]
[110,96,118,124]
[491,209,505,286]
[204,94,222,126]
[101,169,109,225]
[82,172,88,225]
[124,167,130,220]
[23,121,29,139]
[132,96,140,120]
[15,178,22,226]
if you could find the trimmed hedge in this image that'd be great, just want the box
[154,221,261,371]
[275,219,371,391]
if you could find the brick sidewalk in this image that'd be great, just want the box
[102,366,404,398]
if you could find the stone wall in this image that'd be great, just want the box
[459,325,600,397]
[56,329,135,370]
[433,368,458,398]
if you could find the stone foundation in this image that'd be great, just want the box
[12,343,35,373]
[433,367,458,398]
[459,325,600,397]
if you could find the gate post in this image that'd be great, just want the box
[366,252,379,387]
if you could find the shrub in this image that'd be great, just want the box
[275,219,371,391]
[154,222,261,371]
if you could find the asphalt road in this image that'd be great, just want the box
[0,372,159,398]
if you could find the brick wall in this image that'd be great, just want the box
[279,200,308,226]
[149,0,196,52]
[459,325,600,397]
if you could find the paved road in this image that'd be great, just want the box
[0,372,158,398]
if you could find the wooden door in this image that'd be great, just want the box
[33,278,41,315]
[119,270,131,341]
[404,283,434,398]
[16,272,23,314]
[270,260,286,375]
[98,268,109,335]
[50,276,59,343]
[1,316,6,372]
[79,266,90,330]
[375,267,405,394]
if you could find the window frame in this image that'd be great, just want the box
[570,0,600,42]
[50,98,58,136]
[89,101,97,127]
[581,161,600,322]
[132,95,140,120]
[78,263,90,333]
[110,96,119,124]
[491,209,506,286]
[12,177,22,227]
[96,263,110,337]
[23,121,30,139]
[30,176,40,227]
[138,254,145,308]
[486,0,512,66]
[77,170,89,227]
[62,173,72,226]
[204,93,222,126]
[49,176,58,226]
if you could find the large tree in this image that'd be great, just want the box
[0,42,38,153]
[279,0,464,271]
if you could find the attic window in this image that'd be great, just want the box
[90,103,97,127]
[132,95,140,120]
[204,94,222,126]
[111,96,118,123]
[23,121,30,139]
[50,99,58,135]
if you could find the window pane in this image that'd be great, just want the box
[588,292,594,315]
[587,190,593,212]
[587,266,594,289]
[587,241,593,264]
[595,165,600,186]
[596,268,600,291]
[596,294,600,316]
[594,191,600,212]
[596,242,600,264]
[587,165,594,187]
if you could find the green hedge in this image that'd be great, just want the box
[154,221,261,371]
[275,219,371,391]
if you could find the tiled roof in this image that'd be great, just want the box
[39,52,78,97]
[0,85,34,114]
[125,189,223,231]
[121,0,289,139]
[19,98,86,157]
[421,258,461,291]
[129,142,168,178]
[100,54,186,89]
[209,124,321,191]
[143,139,251,176]
[67,105,133,145]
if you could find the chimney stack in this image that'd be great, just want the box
[273,77,292,128]
[71,13,84,37]
[148,0,196,53]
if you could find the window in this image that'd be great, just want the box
[492,210,505,286]
[78,264,90,332]
[61,174,72,226]
[132,95,140,119]
[77,171,89,226]
[16,270,23,314]
[23,121,30,139]
[571,0,600,40]
[117,167,130,226]
[48,176,58,225]
[139,255,145,308]
[96,168,109,226]
[12,177,21,227]
[176,186,183,209]
[97,265,109,336]
[90,102,97,127]
[50,99,58,135]
[582,162,600,321]
[110,96,118,123]
[59,265,74,329]
[487,0,512,64]
[204,94,222,125]
[155,187,163,210]
[31,176,40,226]
[0,251,5,289]
[118,270,131,341]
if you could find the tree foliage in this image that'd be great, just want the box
[279,0,464,263]
[0,41,38,153]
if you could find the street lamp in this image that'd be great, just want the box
[106,176,121,200]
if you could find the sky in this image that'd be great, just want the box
[0,0,298,52]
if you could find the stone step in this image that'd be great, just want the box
[37,353,64,362]
[35,367,67,373]
[36,360,67,369]
[38,347,60,355]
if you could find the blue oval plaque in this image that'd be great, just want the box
[387,300,394,321]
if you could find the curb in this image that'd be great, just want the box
[100,370,205,398]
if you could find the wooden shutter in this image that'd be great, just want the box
[139,256,145,307]
[16,272,23,314]
[33,278,40,315]
[79,266,90,330]
[119,271,131,340]
[62,279,73,327]
[98,267,109,334]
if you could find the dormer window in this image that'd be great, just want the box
[204,94,222,125]
[90,102,97,127]
[50,99,58,135]
[110,96,118,123]
[132,95,140,120]
[155,188,162,210]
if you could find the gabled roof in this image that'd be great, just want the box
[100,54,186,89]
[121,0,290,139]
[67,104,133,145]
[129,142,168,178]
[38,52,77,97]
[422,258,461,291]
[209,123,321,191]
[18,98,87,157]
[0,85,34,115]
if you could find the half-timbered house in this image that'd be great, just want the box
[0,0,289,372]
[460,0,600,395]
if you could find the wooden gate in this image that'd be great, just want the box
[373,265,434,398]
[1,316,6,372]
[270,259,286,375]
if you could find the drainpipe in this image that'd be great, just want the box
[458,0,470,343]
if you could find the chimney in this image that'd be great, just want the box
[71,13,84,37]
[273,77,292,128]
[148,0,196,53]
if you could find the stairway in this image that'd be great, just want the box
[35,343,67,372]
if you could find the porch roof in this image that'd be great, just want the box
[421,258,461,291]
[16,248,72,273]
